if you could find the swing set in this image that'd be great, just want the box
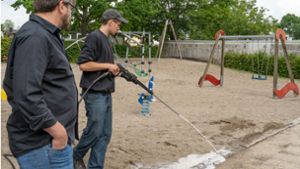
[198,29,299,99]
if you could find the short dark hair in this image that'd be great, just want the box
[33,0,75,13]
[100,18,110,25]
[33,0,60,13]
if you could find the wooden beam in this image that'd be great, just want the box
[198,38,220,87]
[169,20,183,60]
[156,20,169,62]
[273,39,279,98]
[220,39,225,86]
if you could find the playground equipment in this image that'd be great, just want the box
[120,31,152,77]
[198,29,225,87]
[198,29,299,99]
[138,76,155,116]
[65,36,86,51]
[155,19,183,61]
[273,29,299,98]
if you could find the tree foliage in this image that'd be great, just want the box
[280,13,300,39]
[11,0,277,39]
[1,19,15,33]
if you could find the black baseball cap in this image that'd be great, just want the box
[101,9,128,24]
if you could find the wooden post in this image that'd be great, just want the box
[198,39,220,87]
[156,20,169,62]
[198,29,224,87]
[220,39,225,86]
[273,38,279,98]
[282,39,299,97]
[169,20,183,60]
[281,40,295,83]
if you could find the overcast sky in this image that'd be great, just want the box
[1,0,300,28]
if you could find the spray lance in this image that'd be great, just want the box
[115,63,218,153]
[78,30,219,153]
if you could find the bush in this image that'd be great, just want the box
[1,36,158,63]
[64,41,158,63]
[1,36,12,62]
[224,52,300,79]
[64,40,84,63]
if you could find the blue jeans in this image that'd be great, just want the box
[73,92,112,169]
[17,144,73,169]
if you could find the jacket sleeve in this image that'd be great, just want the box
[77,33,99,64]
[13,35,57,131]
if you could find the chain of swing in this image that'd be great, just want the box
[250,39,273,80]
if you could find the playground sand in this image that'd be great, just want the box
[1,58,300,169]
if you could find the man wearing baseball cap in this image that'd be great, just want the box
[73,9,127,169]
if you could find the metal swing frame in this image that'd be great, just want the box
[198,29,299,99]
[123,31,153,76]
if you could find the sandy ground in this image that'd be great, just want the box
[1,58,300,169]
[218,124,300,169]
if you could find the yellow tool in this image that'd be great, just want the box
[2,88,7,101]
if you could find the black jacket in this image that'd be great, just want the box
[3,14,78,157]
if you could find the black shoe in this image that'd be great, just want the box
[74,159,86,169]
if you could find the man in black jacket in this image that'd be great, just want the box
[73,9,127,169]
[3,0,77,168]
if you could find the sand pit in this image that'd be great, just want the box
[1,58,300,169]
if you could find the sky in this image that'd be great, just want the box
[1,0,300,28]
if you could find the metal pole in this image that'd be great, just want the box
[220,35,274,40]
[125,45,129,67]
[141,30,145,74]
[148,32,152,75]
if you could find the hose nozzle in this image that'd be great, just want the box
[117,63,153,95]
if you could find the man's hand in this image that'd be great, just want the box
[108,64,120,76]
[44,122,68,150]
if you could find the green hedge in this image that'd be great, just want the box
[64,43,157,63]
[1,37,157,63]
[1,36,12,62]
[64,40,84,63]
[224,52,300,79]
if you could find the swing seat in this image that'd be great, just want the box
[274,82,299,99]
[198,74,221,86]
[252,74,267,80]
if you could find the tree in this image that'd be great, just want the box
[293,24,300,40]
[1,19,15,33]
[280,13,300,39]
[71,0,111,36]
[1,23,4,32]
[11,0,113,36]
[187,0,276,39]
[116,0,163,33]
[10,0,276,39]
